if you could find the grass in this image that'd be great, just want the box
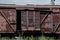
[0,37,16,40]
[0,35,59,40]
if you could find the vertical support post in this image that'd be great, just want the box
[34,11,35,29]
[51,12,53,32]
[27,11,28,29]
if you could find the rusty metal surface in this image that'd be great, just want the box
[21,10,52,32]
[0,5,60,34]
[0,9,16,33]
[21,10,60,34]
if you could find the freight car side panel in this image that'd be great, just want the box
[21,10,60,33]
[52,13,60,33]
[0,9,16,33]
[40,12,53,33]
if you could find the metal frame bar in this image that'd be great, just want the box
[34,11,35,28]
[40,13,49,25]
[54,23,60,33]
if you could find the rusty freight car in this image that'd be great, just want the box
[0,4,60,36]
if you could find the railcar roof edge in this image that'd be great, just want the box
[0,4,60,8]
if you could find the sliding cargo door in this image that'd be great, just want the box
[0,9,16,33]
[21,11,35,31]
[21,10,40,31]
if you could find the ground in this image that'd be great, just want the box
[0,36,60,40]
